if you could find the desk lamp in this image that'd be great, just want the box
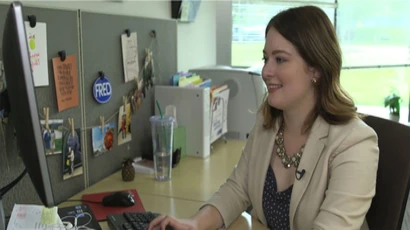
[0,1,54,228]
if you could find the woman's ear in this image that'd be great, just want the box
[309,66,321,80]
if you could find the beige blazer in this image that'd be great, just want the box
[206,112,379,230]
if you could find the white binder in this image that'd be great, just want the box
[154,85,211,158]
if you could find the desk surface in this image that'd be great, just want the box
[60,139,266,229]
[88,140,247,202]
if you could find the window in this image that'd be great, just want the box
[338,0,410,109]
[337,0,410,67]
[231,0,336,67]
[230,0,410,111]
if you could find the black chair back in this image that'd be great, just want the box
[364,115,410,230]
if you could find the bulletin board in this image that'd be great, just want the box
[80,11,177,185]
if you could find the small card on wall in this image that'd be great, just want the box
[118,103,132,145]
[121,32,140,83]
[40,119,64,155]
[24,21,49,87]
[92,122,115,157]
[52,55,79,112]
[63,128,83,180]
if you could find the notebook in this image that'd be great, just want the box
[81,189,145,221]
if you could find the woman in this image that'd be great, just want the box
[149,5,379,230]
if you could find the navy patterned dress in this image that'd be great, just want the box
[262,165,292,230]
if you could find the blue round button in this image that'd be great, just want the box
[93,75,112,104]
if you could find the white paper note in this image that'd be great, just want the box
[7,204,63,230]
[25,22,49,87]
[121,32,140,83]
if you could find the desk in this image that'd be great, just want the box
[88,140,246,202]
[60,140,266,230]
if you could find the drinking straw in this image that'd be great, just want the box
[156,100,163,119]
[155,100,169,152]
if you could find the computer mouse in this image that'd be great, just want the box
[102,191,135,207]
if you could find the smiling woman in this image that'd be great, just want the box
[148,5,379,230]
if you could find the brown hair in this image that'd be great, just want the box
[260,5,360,133]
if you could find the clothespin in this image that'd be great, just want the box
[100,116,105,134]
[43,107,49,130]
[123,96,127,112]
[68,118,74,137]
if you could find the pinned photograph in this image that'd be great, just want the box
[40,119,64,155]
[62,128,83,180]
[118,103,132,145]
[92,122,115,157]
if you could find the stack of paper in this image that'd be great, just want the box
[168,72,212,88]
[210,84,230,143]
[7,204,63,230]
[133,157,154,174]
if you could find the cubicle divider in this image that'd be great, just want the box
[80,11,177,185]
[0,4,177,216]
[0,5,84,214]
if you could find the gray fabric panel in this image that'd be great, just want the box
[80,11,176,186]
[0,5,84,216]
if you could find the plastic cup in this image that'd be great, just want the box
[149,115,174,181]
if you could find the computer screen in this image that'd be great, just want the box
[2,1,54,207]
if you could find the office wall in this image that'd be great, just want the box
[216,0,231,66]
[0,0,171,20]
[4,0,218,71]
[177,1,217,71]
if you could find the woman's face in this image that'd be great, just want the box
[262,28,318,112]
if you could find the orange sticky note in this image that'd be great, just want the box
[52,55,79,112]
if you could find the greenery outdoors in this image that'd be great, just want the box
[232,0,410,108]
[232,42,410,107]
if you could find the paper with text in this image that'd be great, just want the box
[25,22,49,87]
[210,88,229,143]
[121,32,140,83]
[52,55,79,112]
[7,204,63,230]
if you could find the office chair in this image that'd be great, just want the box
[363,115,410,230]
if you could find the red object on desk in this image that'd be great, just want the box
[81,189,145,221]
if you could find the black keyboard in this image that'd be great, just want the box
[107,211,161,230]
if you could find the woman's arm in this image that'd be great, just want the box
[312,123,379,229]
[201,120,258,229]
[191,205,224,230]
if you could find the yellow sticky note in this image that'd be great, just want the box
[40,207,58,225]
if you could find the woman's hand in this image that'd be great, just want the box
[147,215,198,230]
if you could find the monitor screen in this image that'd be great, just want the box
[2,1,54,207]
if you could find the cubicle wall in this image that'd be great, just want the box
[81,11,177,185]
[0,5,84,215]
[0,4,177,216]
